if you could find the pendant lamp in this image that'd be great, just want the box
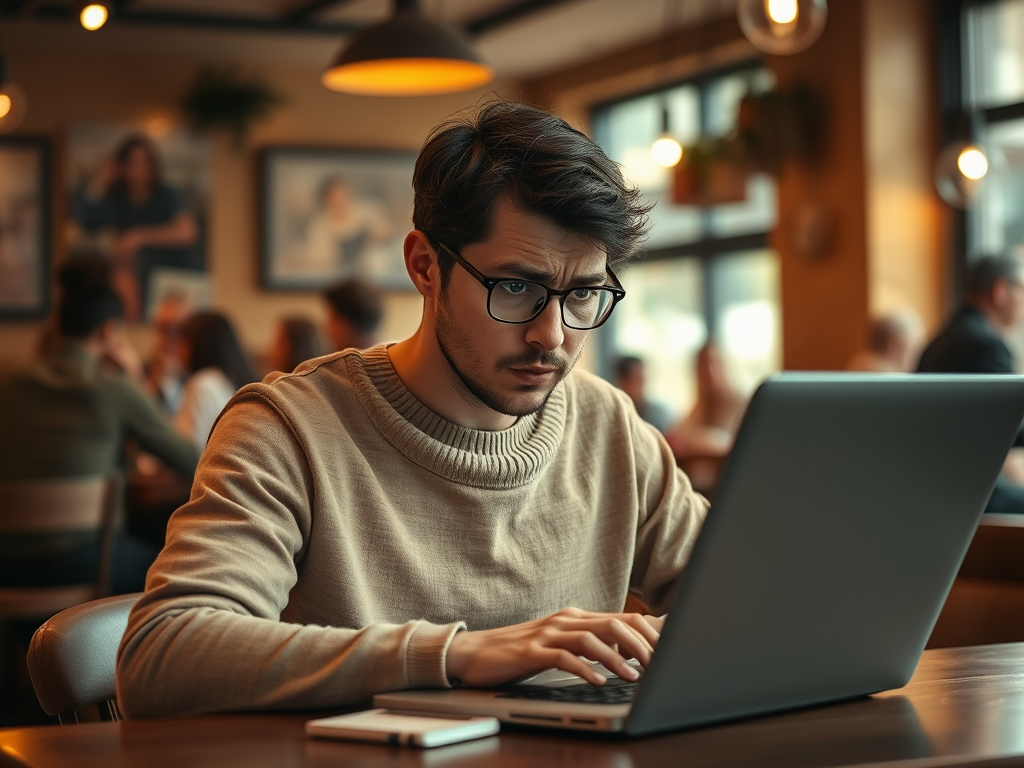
[0,57,26,135]
[321,0,493,97]
[934,140,989,208]
[79,1,111,31]
[737,0,827,55]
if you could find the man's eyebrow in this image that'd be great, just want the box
[489,261,608,288]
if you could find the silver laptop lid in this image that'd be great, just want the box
[627,374,1024,736]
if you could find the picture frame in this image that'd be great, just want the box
[258,146,416,291]
[0,136,51,320]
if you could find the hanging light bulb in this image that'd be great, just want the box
[651,103,683,168]
[322,0,492,97]
[0,58,26,135]
[934,141,989,208]
[737,0,827,55]
[79,1,110,31]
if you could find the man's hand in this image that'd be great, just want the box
[445,608,660,689]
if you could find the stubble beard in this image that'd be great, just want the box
[434,298,584,419]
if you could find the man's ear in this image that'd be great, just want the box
[403,230,440,300]
[992,277,1011,310]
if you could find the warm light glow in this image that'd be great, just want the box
[0,95,10,120]
[766,0,798,24]
[321,58,493,96]
[957,147,989,180]
[80,4,108,31]
[651,136,683,168]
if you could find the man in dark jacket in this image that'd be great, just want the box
[918,254,1024,512]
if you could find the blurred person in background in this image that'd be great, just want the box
[918,254,1024,513]
[666,341,746,494]
[71,135,200,320]
[847,311,924,373]
[174,311,257,451]
[323,278,384,351]
[0,258,198,593]
[266,317,328,374]
[613,355,672,433]
[145,292,193,415]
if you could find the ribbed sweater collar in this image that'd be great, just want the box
[345,345,566,490]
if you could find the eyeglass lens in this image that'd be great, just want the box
[488,280,615,329]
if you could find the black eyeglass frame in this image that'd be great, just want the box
[435,242,626,330]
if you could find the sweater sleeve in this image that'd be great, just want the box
[116,394,465,719]
[628,411,709,615]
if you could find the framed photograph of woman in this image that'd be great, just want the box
[0,136,50,320]
[66,122,210,321]
[259,147,415,291]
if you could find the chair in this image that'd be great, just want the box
[0,475,119,620]
[26,593,141,724]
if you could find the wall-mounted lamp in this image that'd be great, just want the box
[0,57,26,134]
[738,0,828,55]
[79,1,110,31]
[322,0,492,97]
[934,140,989,208]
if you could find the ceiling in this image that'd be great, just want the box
[0,0,738,80]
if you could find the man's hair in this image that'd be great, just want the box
[323,278,384,335]
[966,254,1024,297]
[57,258,124,339]
[413,100,650,285]
[867,313,915,354]
[614,355,644,380]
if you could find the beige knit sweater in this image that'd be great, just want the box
[116,346,708,718]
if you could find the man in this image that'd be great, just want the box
[323,277,384,351]
[116,102,708,718]
[0,259,199,593]
[918,254,1024,512]
[847,311,923,373]
[614,355,672,433]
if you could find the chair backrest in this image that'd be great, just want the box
[26,592,141,724]
[0,475,118,618]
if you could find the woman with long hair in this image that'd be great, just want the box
[266,317,328,374]
[174,311,257,450]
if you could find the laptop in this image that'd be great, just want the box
[376,374,1024,736]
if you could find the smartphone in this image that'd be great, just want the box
[305,708,500,748]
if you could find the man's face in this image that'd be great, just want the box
[1003,272,1024,330]
[432,201,606,419]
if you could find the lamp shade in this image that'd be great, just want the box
[322,8,493,97]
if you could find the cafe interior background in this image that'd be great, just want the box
[1,0,1024,721]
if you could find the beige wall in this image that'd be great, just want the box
[0,19,520,366]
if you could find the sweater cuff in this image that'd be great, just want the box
[406,621,466,690]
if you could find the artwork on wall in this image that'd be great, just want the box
[65,121,211,321]
[259,147,415,290]
[0,136,50,320]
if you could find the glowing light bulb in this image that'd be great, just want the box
[80,4,108,31]
[0,95,10,120]
[651,136,683,168]
[767,0,798,24]
[957,147,988,180]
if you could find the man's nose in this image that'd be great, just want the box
[524,297,565,351]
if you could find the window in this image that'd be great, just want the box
[591,64,781,423]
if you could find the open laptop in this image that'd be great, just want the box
[376,374,1024,736]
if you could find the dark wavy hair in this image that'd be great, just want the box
[180,311,257,390]
[109,135,162,199]
[279,317,327,372]
[413,100,650,285]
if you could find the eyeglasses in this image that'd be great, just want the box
[436,242,626,330]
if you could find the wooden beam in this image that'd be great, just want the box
[465,0,581,37]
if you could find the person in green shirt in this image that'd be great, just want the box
[0,259,199,594]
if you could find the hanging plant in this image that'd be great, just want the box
[181,66,283,146]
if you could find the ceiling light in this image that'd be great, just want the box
[934,141,990,208]
[79,2,110,31]
[322,0,492,97]
[738,0,827,55]
[651,103,682,168]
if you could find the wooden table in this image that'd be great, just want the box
[2,644,1024,768]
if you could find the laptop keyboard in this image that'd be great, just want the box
[496,677,639,705]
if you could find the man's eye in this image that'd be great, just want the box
[570,288,595,300]
[501,282,529,295]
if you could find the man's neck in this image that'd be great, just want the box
[387,331,518,432]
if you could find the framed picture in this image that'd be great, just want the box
[0,136,50,320]
[65,121,210,321]
[259,147,415,290]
